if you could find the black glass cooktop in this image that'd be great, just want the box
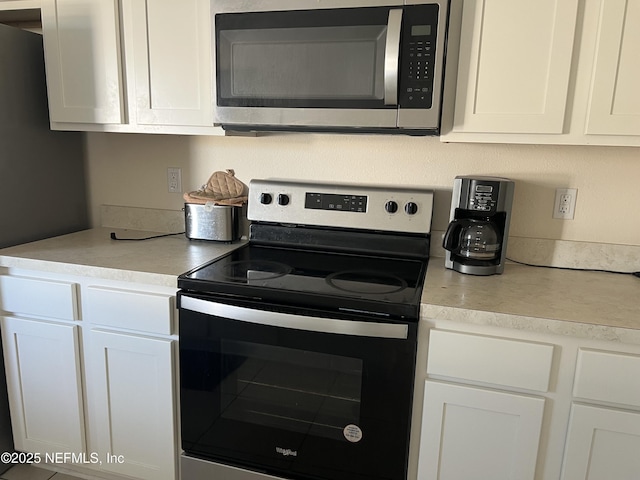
[178,244,428,319]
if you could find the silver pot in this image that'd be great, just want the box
[184,203,245,242]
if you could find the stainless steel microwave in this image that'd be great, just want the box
[211,0,450,135]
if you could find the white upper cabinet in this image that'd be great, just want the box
[41,0,125,125]
[41,0,220,134]
[441,0,640,146]
[121,0,213,127]
[448,0,579,135]
[585,0,640,136]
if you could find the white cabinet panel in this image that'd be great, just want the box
[86,329,176,480]
[450,0,579,134]
[417,380,545,480]
[122,0,213,126]
[586,0,640,135]
[41,0,124,124]
[573,348,640,408]
[1,316,84,454]
[0,275,78,321]
[427,330,554,392]
[85,285,174,335]
[561,403,640,480]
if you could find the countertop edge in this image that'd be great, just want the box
[0,255,179,288]
[420,303,640,346]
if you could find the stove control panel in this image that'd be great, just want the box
[305,193,368,213]
[248,180,434,234]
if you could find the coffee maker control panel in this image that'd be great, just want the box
[469,183,499,213]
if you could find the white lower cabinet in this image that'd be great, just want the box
[561,403,640,480]
[417,325,640,480]
[0,316,84,454]
[417,380,545,480]
[417,329,553,480]
[0,270,178,480]
[86,329,176,480]
[560,348,640,480]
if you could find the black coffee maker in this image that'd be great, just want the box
[443,176,515,275]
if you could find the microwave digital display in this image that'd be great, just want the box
[411,25,432,36]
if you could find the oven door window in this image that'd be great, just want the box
[219,340,363,442]
[180,301,417,480]
[215,7,391,109]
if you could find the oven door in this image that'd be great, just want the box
[178,292,417,480]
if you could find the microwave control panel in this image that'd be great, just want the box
[399,4,440,109]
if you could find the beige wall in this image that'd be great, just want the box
[85,132,640,246]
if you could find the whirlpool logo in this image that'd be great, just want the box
[276,447,298,457]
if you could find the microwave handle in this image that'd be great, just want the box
[384,8,403,105]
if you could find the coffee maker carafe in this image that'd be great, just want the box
[443,176,514,275]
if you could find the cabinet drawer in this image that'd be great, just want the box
[0,275,78,320]
[573,349,640,408]
[427,330,554,392]
[86,286,174,335]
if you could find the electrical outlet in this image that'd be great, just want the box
[167,168,182,193]
[553,188,577,219]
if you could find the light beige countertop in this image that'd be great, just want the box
[2,228,638,343]
[422,260,640,344]
[0,228,245,287]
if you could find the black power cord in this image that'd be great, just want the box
[110,231,185,241]
[506,257,640,277]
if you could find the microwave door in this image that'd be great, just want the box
[214,7,401,130]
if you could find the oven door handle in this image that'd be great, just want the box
[180,295,408,340]
[384,8,403,106]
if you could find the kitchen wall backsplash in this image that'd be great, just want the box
[101,205,184,233]
[86,132,640,270]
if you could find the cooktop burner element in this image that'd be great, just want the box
[220,260,292,281]
[326,270,408,295]
[180,243,426,316]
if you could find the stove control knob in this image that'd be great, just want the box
[385,200,398,214]
[405,202,418,215]
[260,193,273,205]
[278,194,290,206]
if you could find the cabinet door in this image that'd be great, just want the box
[585,0,640,135]
[561,403,640,480]
[41,0,124,124]
[450,0,579,134]
[122,0,212,126]
[417,380,545,480]
[0,316,84,454]
[86,329,176,480]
